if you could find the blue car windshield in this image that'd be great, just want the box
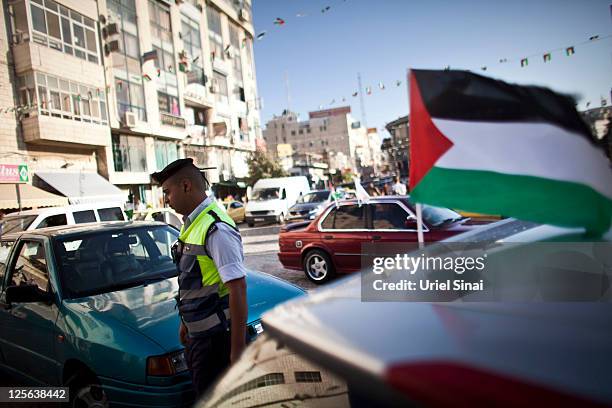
[53,225,179,299]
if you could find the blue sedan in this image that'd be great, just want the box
[0,222,304,407]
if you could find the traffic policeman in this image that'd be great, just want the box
[151,158,247,397]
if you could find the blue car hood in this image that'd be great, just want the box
[64,271,304,352]
[290,202,323,212]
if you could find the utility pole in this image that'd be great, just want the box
[357,73,374,175]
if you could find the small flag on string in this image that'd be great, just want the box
[96,88,101,96]
[143,74,152,81]
[378,82,385,90]
[520,58,528,67]
[76,94,81,101]
[274,17,285,26]
[157,68,161,77]
[117,80,123,89]
[142,50,158,63]
[543,53,551,63]
[481,66,487,71]
[179,62,187,72]
[192,55,200,63]
[296,12,307,17]
[589,35,599,41]
[88,91,93,98]
[366,86,372,95]
[586,101,591,108]
[342,97,346,102]
[224,44,231,55]
[395,80,402,87]
[256,31,267,40]
[106,85,111,92]
[168,64,173,72]
[211,51,216,61]
[321,6,331,13]
[499,58,508,63]
[352,91,358,97]
[602,97,608,107]
[565,46,575,56]
[241,38,247,48]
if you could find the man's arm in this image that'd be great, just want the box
[226,277,247,363]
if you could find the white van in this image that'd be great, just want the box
[245,176,310,226]
[1,203,127,234]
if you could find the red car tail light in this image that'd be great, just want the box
[385,362,603,407]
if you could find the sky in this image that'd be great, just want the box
[251,0,612,137]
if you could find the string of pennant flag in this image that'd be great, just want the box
[0,86,112,115]
[316,34,611,110]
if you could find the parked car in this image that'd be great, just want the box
[279,196,481,283]
[222,200,246,224]
[245,176,311,227]
[133,207,183,230]
[0,221,304,408]
[1,203,126,235]
[287,190,334,221]
[199,219,612,407]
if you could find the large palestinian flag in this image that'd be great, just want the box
[409,69,612,235]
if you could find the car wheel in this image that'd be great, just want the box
[303,249,335,284]
[247,222,254,227]
[67,373,109,408]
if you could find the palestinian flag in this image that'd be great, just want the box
[409,69,612,235]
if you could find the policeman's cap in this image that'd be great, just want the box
[151,158,214,185]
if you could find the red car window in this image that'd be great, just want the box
[372,203,410,229]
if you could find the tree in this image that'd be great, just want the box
[246,150,288,185]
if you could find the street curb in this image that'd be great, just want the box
[240,225,280,237]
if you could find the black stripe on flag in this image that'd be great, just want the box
[412,69,592,138]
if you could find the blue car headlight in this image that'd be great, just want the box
[147,350,188,376]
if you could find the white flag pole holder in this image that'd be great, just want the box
[416,203,425,249]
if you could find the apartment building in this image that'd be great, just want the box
[262,107,381,176]
[0,0,260,208]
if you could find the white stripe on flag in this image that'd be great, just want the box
[432,119,612,200]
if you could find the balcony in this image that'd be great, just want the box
[21,114,110,147]
[12,42,105,87]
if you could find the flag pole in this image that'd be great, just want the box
[416,203,424,248]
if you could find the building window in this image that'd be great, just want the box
[294,371,322,383]
[158,92,179,116]
[112,134,147,172]
[181,16,206,87]
[18,0,100,63]
[212,71,228,104]
[20,72,107,124]
[149,0,179,116]
[108,0,146,121]
[154,139,179,171]
[229,22,242,85]
[206,6,223,61]
[291,131,295,136]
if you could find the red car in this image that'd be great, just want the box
[278,196,482,283]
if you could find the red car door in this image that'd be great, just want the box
[318,203,370,273]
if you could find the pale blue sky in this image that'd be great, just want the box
[252,0,612,136]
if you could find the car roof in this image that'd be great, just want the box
[1,221,168,241]
[3,202,124,217]
[263,221,612,404]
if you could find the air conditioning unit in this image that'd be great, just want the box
[239,8,249,21]
[210,79,219,94]
[102,23,120,39]
[124,111,137,128]
[104,40,120,56]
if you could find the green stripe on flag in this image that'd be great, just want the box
[411,167,612,235]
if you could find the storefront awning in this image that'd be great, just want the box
[0,183,69,210]
[35,172,126,205]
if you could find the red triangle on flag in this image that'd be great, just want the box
[408,71,453,190]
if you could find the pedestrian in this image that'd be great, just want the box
[151,158,248,397]
[391,176,407,195]
[366,182,381,196]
